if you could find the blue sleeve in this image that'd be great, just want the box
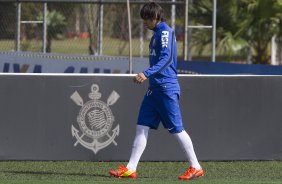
[143,31,174,78]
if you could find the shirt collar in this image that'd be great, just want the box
[153,21,165,32]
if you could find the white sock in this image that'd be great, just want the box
[174,130,201,170]
[126,125,149,172]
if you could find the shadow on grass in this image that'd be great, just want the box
[2,170,112,178]
[2,170,155,180]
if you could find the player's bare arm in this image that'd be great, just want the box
[133,72,147,84]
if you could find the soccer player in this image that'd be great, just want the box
[109,2,204,180]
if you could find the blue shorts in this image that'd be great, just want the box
[137,89,184,134]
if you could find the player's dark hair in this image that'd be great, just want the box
[140,2,165,21]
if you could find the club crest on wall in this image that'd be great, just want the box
[70,84,120,154]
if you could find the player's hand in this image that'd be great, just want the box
[133,72,147,84]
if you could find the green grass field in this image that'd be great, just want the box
[0,37,197,57]
[0,161,281,184]
[0,38,245,62]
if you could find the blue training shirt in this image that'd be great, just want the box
[143,21,180,91]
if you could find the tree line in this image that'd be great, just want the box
[0,1,281,64]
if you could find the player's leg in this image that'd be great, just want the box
[127,89,160,172]
[174,131,204,180]
[174,131,201,169]
[157,90,204,180]
[109,90,160,178]
[108,125,149,178]
[126,125,149,172]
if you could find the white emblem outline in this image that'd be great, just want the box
[70,84,120,154]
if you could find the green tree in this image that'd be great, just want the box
[38,10,66,53]
[190,0,282,64]
[240,0,282,64]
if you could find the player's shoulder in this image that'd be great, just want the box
[158,22,172,32]
[156,25,173,38]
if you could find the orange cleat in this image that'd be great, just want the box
[178,166,204,180]
[109,165,137,178]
